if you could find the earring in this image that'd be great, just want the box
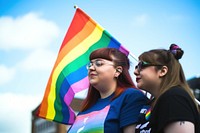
[116,68,122,73]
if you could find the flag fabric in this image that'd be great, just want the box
[37,7,130,124]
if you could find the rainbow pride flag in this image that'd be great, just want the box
[37,7,130,124]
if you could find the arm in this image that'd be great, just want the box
[164,121,194,133]
[123,124,136,133]
[151,88,198,133]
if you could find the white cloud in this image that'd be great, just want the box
[132,14,149,27]
[0,65,16,85]
[19,49,57,71]
[0,93,42,133]
[0,12,60,50]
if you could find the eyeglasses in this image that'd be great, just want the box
[86,59,114,70]
[135,61,163,71]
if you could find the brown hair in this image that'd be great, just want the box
[81,48,136,111]
[139,44,199,111]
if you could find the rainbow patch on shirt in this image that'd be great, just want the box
[69,105,110,133]
[145,108,151,120]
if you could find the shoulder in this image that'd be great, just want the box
[120,88,148,102]
[110,88,148,108]
[161,86,190,99]
[123,88,146,96]
[156,86,196,110]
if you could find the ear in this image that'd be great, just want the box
[159,66,168,77]
[115,66,123,78]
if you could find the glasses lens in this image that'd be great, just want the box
[86,60,103,69]
[86,62,92,69]
[136,61,163,71]
[135,65,138,70]
[138,62,142,69]
[87,59,114,70]
[136,61,149,71]
[94,60,103,67]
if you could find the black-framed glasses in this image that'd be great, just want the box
[86,59,114,70]
[135,61,163,71]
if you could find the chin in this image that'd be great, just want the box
[137,85,147,91]
[89,79,98,86]
[136,83,143,89]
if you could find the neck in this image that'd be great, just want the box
[95,82,117,99]
[99,88,115,99]
[151,85,160,98]
[150,79,162,98]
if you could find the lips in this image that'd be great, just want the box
[89,72,97,77]
[136,77,141,83]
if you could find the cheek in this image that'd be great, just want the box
[143,73,160,88]
[144,73,158,83]
[99,69,115,80]
[139,70,159,86]
[143,68,159,79]
[101,72,115,81]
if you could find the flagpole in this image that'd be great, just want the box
[129,52,138,62]
[195,98,200,106]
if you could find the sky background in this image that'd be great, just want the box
[0,0,200,132]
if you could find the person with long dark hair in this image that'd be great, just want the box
[68,48,147,133]
[134,44,200,133]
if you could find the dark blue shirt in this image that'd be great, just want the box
[68,88,147,133]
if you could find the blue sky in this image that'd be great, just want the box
[0,0,200,132]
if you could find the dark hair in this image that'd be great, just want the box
[139,44,199,111]
[81,48,136,111]
[169,44,184,60]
